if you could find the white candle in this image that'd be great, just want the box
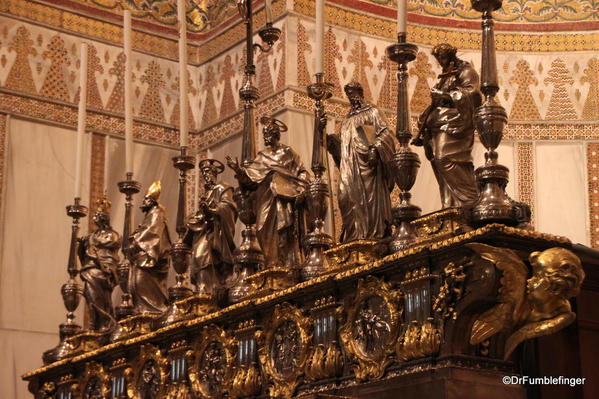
[124,10,134,176]
[315,0,324,74]
[177,0,189,147]
[397,0,406,34]
[74,42,88,199]
[104,135,110,193]
[265,0,273,23]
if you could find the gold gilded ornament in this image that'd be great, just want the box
[339,276,401,380]
[258,302,312,398]
[188,324,236,399]
[396,318,441,362]
[127,344,169,399]
[78,362,111,399]
[467,243,585,359]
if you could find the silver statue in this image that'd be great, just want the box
[328,81,396,242]
[184,159,237,298]
[77,196,120,331]
[227,116,309,268]
[126,181,172,313]
[412,43,481,208]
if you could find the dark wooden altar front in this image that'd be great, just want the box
[23,216,599,399]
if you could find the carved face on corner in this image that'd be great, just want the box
[527,247,585,306]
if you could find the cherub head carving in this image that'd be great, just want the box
[466,243,585,359]
[527,247,584,306]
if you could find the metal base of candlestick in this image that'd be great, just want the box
[389,198,421,253]
[42,322,81,364]
[110,313,156,342]
[228,226,264,304]
[301,230,334,281]
[301,179,334,281]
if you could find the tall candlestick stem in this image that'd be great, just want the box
[124,10,134,176]
[75,43,88,199]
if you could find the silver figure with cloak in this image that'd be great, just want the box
[227,117,309,269]
[126,181,172,313]
[412,43,481,208]
[328,81,396,242]
[77,196,120,331]
[183,159,237,298]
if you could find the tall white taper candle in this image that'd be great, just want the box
[177,0,189,147]
[315,0,324,74]
[265,0,273,23]
[397,0,406,34]
[124,10,134,176]
[75,42,88,199]
[104,135,110,193]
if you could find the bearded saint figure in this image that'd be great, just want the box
[327,81,396,242]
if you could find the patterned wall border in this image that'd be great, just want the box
[0,91,180,147]
[195,90,287,150]
[516,142,535,225]
[289,89,599,141]
[587,144,599,248]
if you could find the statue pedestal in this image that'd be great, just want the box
[244,267,295,299]
[110,313,156,342]
[324,240,380,274]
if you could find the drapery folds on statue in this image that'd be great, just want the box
[328,81,396,242]
[228,117,309,269]
[126,181,172,314]
[414,43,481,208]
[77,196,120,332]
[184,159,237,299]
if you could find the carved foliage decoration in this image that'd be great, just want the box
[127,344,169,399]
[259,302,312,399]
[339,276,401,381]
[189,324,236,399]
[79,362,111,399]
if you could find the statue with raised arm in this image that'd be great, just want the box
[77,195,120,332]
[183,159,237,299]
[412,43,481,208]
[327,81,396,242]
[126,181,172,314]
[226,116,309,268]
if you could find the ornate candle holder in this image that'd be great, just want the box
[157,147,195,327]
[42,198,87,364]
[114,173,140,320]
[470,0,517,226]
[386,34,421,252]
[302,72,334,281]
[228,0,279,303]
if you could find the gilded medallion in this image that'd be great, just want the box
[340,276,401,380]
[258,302,312,398]
[189,324,236,399]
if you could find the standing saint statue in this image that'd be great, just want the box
[226,116,309,269]
[126,181,172,313]
[327,81,396,242]
[77,195,120,331]
[412,43,481,208]
[183,159,237,300]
